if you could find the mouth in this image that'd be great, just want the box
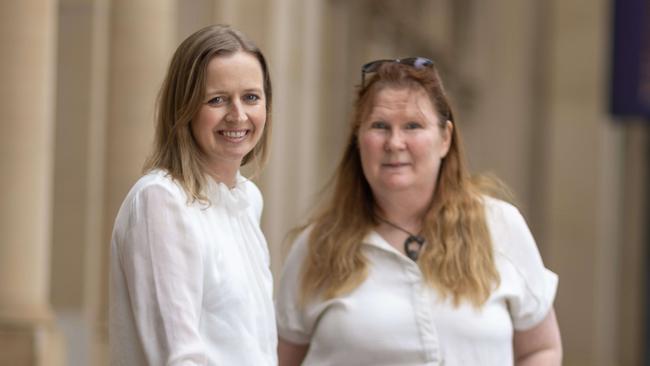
[382,162,410,168]
[218,129,250,142]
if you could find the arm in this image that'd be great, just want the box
[278,337,309,366]
[513,308,562,366]
[119,184,206,365]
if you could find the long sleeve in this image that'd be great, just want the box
[111,172,277,365]
[115,183,207,365]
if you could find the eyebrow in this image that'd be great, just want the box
[204,87,264,97]
[367,110,424,118]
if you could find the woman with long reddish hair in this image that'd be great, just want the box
[276,58,561,365]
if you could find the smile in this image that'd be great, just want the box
[219,129,249,140]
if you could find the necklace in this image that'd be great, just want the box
[377,216,426,261]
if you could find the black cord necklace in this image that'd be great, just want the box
[377,216,426,261]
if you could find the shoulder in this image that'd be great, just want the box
[118,170,188,219]
[111,170,190,247]
[238,176,264,219]
[482,195,522,222]
[130,169,185,197]
[481,196,539,258]
[240,177,262,203]
[481,195,550,278]
[481,196,530,239]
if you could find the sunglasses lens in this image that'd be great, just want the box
[361,57,434,87]
[399,57,433,68]
[413,57,433,68]
[362,60,388,73]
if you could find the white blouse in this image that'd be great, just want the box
[276,197,557,366]
[109,170,277,366]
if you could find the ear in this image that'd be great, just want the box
[440,120,453,158]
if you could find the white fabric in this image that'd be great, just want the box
[110,169,277,366]
[276,197,557,366]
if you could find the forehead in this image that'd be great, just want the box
[204,51,264,89]
[365,86,438,119]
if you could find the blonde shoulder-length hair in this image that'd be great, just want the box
[299,62,504,307]
[144,24,272,203]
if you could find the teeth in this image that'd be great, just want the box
[222,130,247,138]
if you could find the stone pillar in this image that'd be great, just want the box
[0,1,64,365]
[50,1,109,364]
[88,1,176,364]
[457,0,537,214]
[542,0,622,364]
[619,124,649,365]
[260,0,325,277]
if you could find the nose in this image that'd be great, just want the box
[226,99,246,123]
[385,129,406,151]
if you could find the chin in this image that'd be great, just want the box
[218,149,249,163]
[380,179,415,192]
[229,143,256,156]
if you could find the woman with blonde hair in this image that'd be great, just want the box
[276,58,561,365]
[109,25,276,365]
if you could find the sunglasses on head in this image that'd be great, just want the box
[361,57,434,87]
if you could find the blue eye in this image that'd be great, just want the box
[244,94,261,103]
[405,122,423,129]
[370,121,389,129]
[207,96,224,105]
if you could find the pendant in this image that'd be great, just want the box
[404,235,425,261]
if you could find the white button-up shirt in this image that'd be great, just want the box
[110,170,277,366]
[276,197,557,366]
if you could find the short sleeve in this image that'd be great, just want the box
[115,182,207,365]
[486,198,558,331]
[275,229,313,344]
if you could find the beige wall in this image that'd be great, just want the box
[0,0,65,365]
[544,0,618,363]
[1,0,647,365]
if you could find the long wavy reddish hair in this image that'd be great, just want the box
[298,62,502,307]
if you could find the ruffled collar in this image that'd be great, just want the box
[205,171,250,214]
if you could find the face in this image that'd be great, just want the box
[191,51,266,176]
[358,87,452,197]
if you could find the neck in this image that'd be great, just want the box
[205,161,240,188]
[373,189,432,233]
[373,190,431,262]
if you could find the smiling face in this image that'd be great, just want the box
[191,51,266,180]
[358,86,452,199]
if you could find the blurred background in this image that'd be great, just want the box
[1,0,649,365]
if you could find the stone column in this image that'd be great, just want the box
[542,0,623,364]
[89,1,176,364]
[620,124,649,365]
[0,1,64,365]
[456,0,538,214]
[83,0,109,364]
[259,0,325,277]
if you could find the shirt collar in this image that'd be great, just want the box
[362,230,401,255]
[205,171,250,213]
[362,230,422,266]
